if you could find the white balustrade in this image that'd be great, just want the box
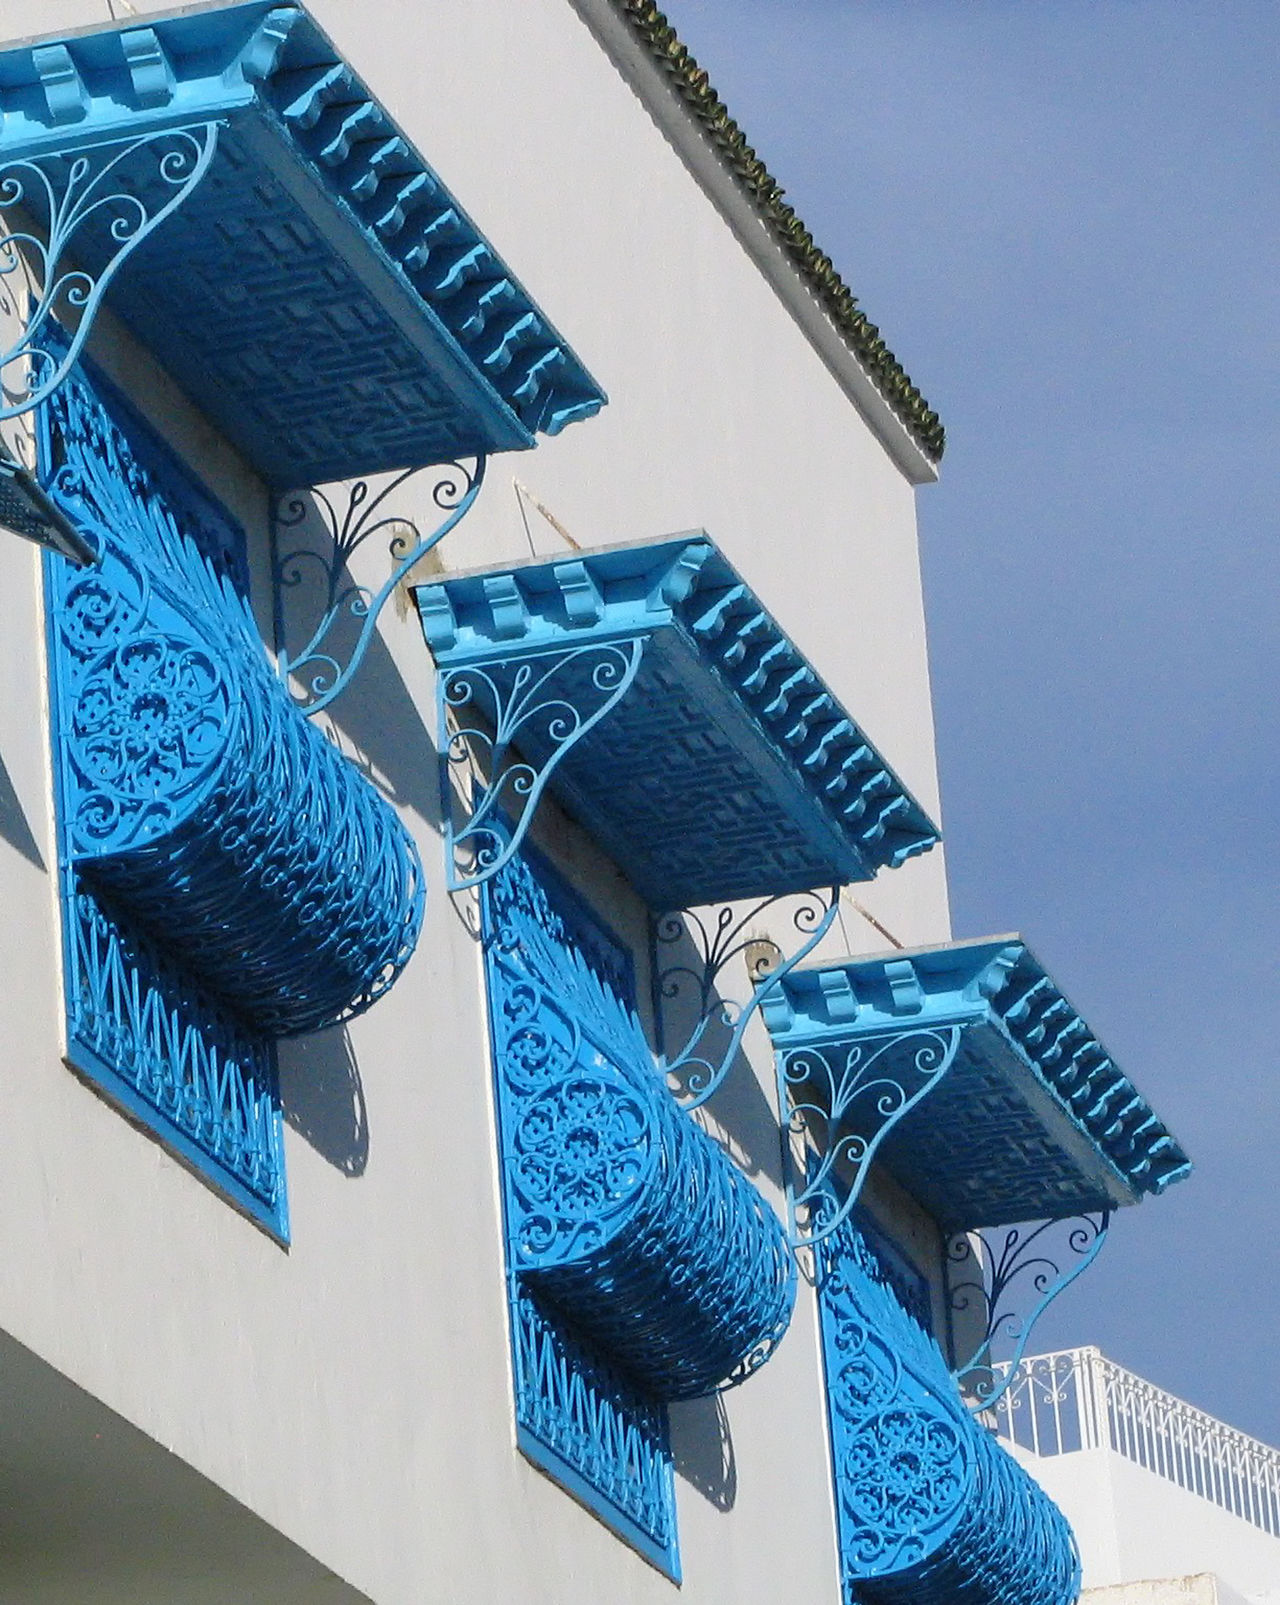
[992,1348,1280,1539]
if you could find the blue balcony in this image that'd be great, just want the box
[818,1221,1080,1605]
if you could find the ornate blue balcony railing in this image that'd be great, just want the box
[511,1284,678,1577]
[39,346,430,1228]
[42,356,422,1039]
[484,848,795,1404]
[818,1221,1080,1605]
[481,846,686,1572]
[480,845,809,1573]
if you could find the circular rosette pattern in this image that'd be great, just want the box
[856,1420,1079,1605]
[69,632,232,851]
[510,1073,657,1264]
[517,1051,797,1402]
[71,628,422,1037]
[839,1405,969,1576]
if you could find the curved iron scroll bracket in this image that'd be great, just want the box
[271,455,486,716]
[779,1023,963,1253]
[0,122,220,423]
[654,887,841,1111]
[441,635,646,892]
[946,1209,1111,1415]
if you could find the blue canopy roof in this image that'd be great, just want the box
[0,2,604,485]
[763,936,1191,1229]
[416,533,940,909]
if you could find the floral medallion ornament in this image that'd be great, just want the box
[484,849,796,1403]
[43,352,423,1037]
[816,1223,1079,1605]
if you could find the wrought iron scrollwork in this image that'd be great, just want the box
[947,1210,1111,1414]
[653,886,840,1109]
[817,1220,1080,1605]
[483,848,796,1403]
[271,455,486,716]
[44,354,423,1039]
[780,1025,962,1251]
[0,122,219,422]
[442,637,646,892]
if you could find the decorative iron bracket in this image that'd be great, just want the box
[653,887,841,1110]
[946,1210,1110,1414]
[778,1023,963,1252]
[0,121,220,423]
[271,456,486,716]
[440,634,647,891]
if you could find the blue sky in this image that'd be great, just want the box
[660,0,1279,1444]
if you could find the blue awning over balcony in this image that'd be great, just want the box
[0,3,604,485]
[416,533,940,909]
[763,936,1191,1230]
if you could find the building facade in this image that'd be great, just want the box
[1000,1349,1280,1605]
[0,4,1190,1602]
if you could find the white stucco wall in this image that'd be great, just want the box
[0,2,954,1601]
[1012,1445,1280,1604]
[1083,1576,1253,1605]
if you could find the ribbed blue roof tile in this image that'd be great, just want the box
[763,936,1191,1228]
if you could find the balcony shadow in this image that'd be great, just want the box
[653,918,784,1191]
[0,749,45,871]
[277,1025,369,1178]
[273,492,443,835]
[316,619,443,836]
[670,1392,737,1512]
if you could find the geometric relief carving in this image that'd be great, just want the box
[879,1047,1114,1230]
[551,649,861,907]
[106,134,475,487]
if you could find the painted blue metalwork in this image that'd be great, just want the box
[0,121,218,422]
[41,354,289,1232]
[947,1211,1110,1414]
[511,1284,679,1579]
[763,936,1191,1232]
[271,456,486,715]
[817,1219,1080,1605]
[483,847,796,1402]
[57,871,286,1233]
[440,638,647,891]
[0,4,605,486]
[481,847,682,1575]
[40,352,423,1038]
[773,1021,963,1250]
[653,887,841,1109]
[417,535,939,905]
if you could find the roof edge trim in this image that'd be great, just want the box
[568,0,943,481]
